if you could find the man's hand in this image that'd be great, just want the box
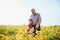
[36,16,41,29]
[36,24,39,29]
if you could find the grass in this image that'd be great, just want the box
[0,25,60,40]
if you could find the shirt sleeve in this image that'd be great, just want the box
[38,13,41,19]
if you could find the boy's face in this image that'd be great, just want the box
[29,20,32,24]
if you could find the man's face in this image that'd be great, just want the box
[31,9,36,15]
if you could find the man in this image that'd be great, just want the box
[30,9,42,35]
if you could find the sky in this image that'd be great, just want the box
[0,0,60,26]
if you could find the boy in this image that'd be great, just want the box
[27,19,33,34]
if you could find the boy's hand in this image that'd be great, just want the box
[36,24,39,29]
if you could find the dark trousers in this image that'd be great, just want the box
[32,25,40,34]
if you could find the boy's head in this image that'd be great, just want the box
[29,19,33,24]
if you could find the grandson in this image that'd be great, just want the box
[27,19,33,34]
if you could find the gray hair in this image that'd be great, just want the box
[31,8,35,11]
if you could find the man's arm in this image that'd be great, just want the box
[36,14,42,28]
[37,17,42,25]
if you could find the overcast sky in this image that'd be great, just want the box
[0,0,60,26]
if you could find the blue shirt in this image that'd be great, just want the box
[30,13,41,25]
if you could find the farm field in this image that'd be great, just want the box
[0,25,60,40]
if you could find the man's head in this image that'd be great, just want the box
[31,9,36,15]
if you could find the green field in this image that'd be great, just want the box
[0,25,60,40]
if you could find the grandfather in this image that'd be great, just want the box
[30,9,42,35]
